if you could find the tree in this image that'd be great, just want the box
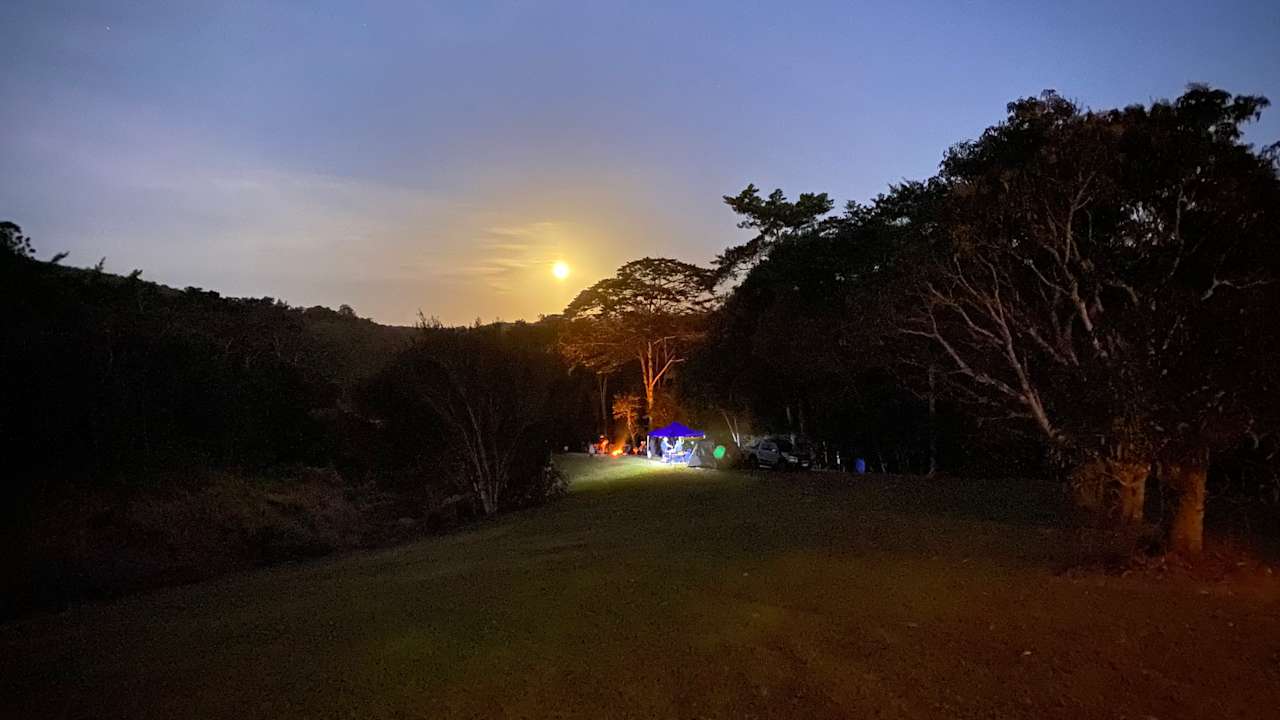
[716,185,834,281]
[611,393,642,448]
[560,258,715,422]
[337,304,356,317]
[686,181,950,470]
[1121,87,1280,553]
[901,87,1280,552]
[389,322,559,515]
[1,221,35,259]
[901,91,1140,516]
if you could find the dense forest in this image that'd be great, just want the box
[0,234,596,617]
[4,85,1278,618]
[572,86,1280,555]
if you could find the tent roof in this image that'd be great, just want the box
[648,422,705,438]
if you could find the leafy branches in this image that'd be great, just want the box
[393,323,559,515]
[716,185,834,281]
[560,258,715,420]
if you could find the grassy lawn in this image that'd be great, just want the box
[3,456,1278,719]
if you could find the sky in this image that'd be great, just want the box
[2,1,1277,325]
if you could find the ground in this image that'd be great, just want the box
[3,457,1278,719]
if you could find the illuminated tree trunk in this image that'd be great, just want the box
[1115,460,1148,526]
[927,364,938,476]
[1164,449,1208,556]
[1070,455,1149,526]
[639,337,679,423]
[721,409,741,446]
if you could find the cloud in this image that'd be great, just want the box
[422,220,569,292]
[486,222,563,238]
[4,88,602,324]
[485,242,531,252]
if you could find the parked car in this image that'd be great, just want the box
[740,435,812,470]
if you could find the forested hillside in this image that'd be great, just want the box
[0,235,592,617]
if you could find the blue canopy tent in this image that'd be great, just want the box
[647,422,705,439]
[646,422,705,463]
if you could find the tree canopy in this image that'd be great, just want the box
[683,85,1280,555]
[715,185,834,281]
[560,257,715,421]
[1,221,35,259]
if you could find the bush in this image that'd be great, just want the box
[509,457,571,508]
[2,467,370,619]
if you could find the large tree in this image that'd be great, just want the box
[383,321,560,515]
[686,181,952,471]
[560,258,715,421]
[902,87,1280,553]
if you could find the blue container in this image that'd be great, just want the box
[854,458,867,474]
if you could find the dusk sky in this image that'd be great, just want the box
[3,1,1277,325]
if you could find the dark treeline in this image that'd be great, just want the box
[0,232,596,617]
[0,238,432,484]
[569,86,1280,556]
[689,86,1280,553]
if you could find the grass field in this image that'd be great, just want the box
[3,456,1278,719]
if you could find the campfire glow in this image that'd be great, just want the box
[610,448,624,457]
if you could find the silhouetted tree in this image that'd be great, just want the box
[1,221,34,259]
[902,87,1280,552]
[716,185,834,281]
[386,322,560,515]
[560,258,715,422]
[687,181,954,471]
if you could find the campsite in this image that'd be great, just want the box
[4,2,1279,718]
[5,455,1278,719]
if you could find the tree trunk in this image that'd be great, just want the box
[1165,451,1208,556]
[927,364,938,476]
[1070,457,1149,526]
[721,409,740,446]
[597,373,609,434]
[475,480,497,516]
[1070,460,1107,516]
[1114,461,1148,526]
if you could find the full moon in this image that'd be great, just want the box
[552,261,570,280]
